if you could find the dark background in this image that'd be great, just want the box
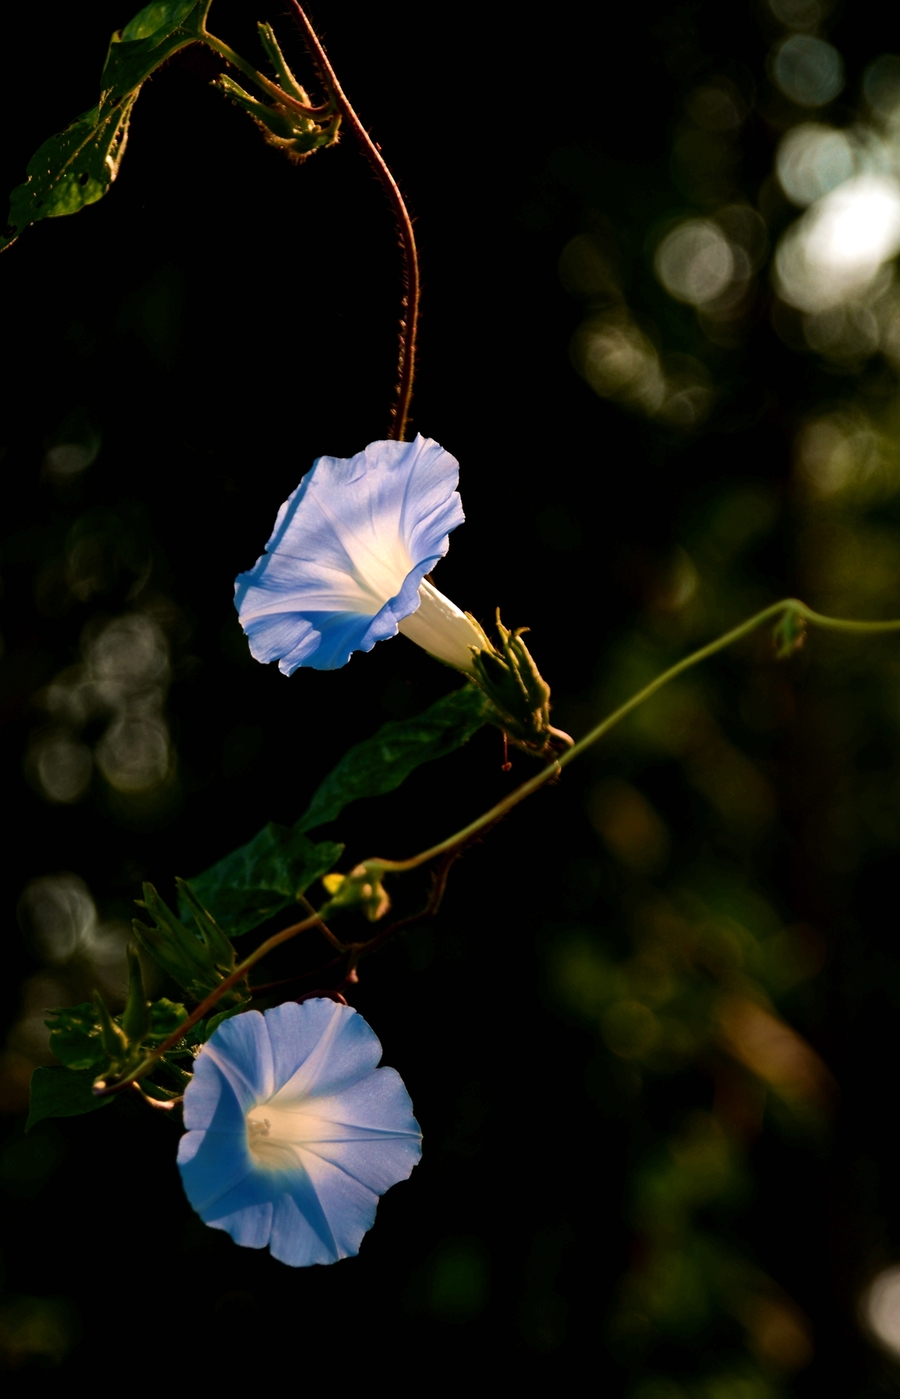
[2,0,900,1390]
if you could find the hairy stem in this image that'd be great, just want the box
[287,1,420,441]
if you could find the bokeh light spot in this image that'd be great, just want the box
[862,1265,900,1357]
[772,34,844,108]
[777,123,855,207]
[775,175,900,311]
[863,54,900,122]
[655,220,734,306]
[769,0,833,28]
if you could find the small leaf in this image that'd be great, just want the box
[298,685,490,832]
[45,1004,103,1071]
[182,826,342,938]
[147,998,188,1040]
[26,1067,114,1132]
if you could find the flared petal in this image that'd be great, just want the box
[177,1001,422,1267]
[177,1126,257,1216]
[288,1150,380,1261]
[190,1010,275,1119]
[270,1184,344,1267]
[266,1000,385,1102]
[234,435,464,672]
[192,1166,277,1248]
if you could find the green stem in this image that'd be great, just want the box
[98,596,900,1094]
[367,598,900,876]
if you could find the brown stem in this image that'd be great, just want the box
[94,909,330,1095]
[287,1,420,440]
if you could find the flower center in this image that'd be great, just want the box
[246,1105,304,1170]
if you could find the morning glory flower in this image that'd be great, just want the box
[177,1000,422,1267]
[234,435,488,673]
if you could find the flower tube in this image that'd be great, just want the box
[234,435,486,673]
[177,1000,422,1266]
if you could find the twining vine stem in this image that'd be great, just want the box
[367,598,900,877]
[97,597,900,1097]
[287,1,420,442]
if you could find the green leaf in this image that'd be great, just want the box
[4,96,138,248]
[298,684,490,832]
[182,826,343,938]
[1,0,211,252]
[100,0,213,108]
[26,1067,114,1132]
[45,1004,103,1071]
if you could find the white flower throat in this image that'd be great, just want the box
[398,580,486,673]
[246,1101,339,1171]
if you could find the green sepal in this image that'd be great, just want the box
[181,826,342,938]
[298,685,491,832]
[255,22,312,104]
[45,1003,105,1071]
[470,618,557,754]
[213,20,340,163]
[93,990,129,1062]
[133,881,248,1006]
[120,948,150,1046]
[26,1067,114,1132]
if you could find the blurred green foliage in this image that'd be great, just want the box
[4,0,900,1389]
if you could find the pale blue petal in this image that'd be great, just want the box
[234,435,464,672]
[180,1045,247,1134]
[199,1010,275,1108]
[177,1002,422,1267]
[266,1000,384,1103]
[196,1170,276,1248]
[291,1149,380,1259]
[242,606,400,676]
[270,1188,342,1267]
[177,1126,256,1215]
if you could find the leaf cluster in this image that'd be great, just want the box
[28,953,190,1130]
[29,684,490,1126]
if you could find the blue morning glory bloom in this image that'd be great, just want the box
[234,435,488,673]
[177,1000,422,1267]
